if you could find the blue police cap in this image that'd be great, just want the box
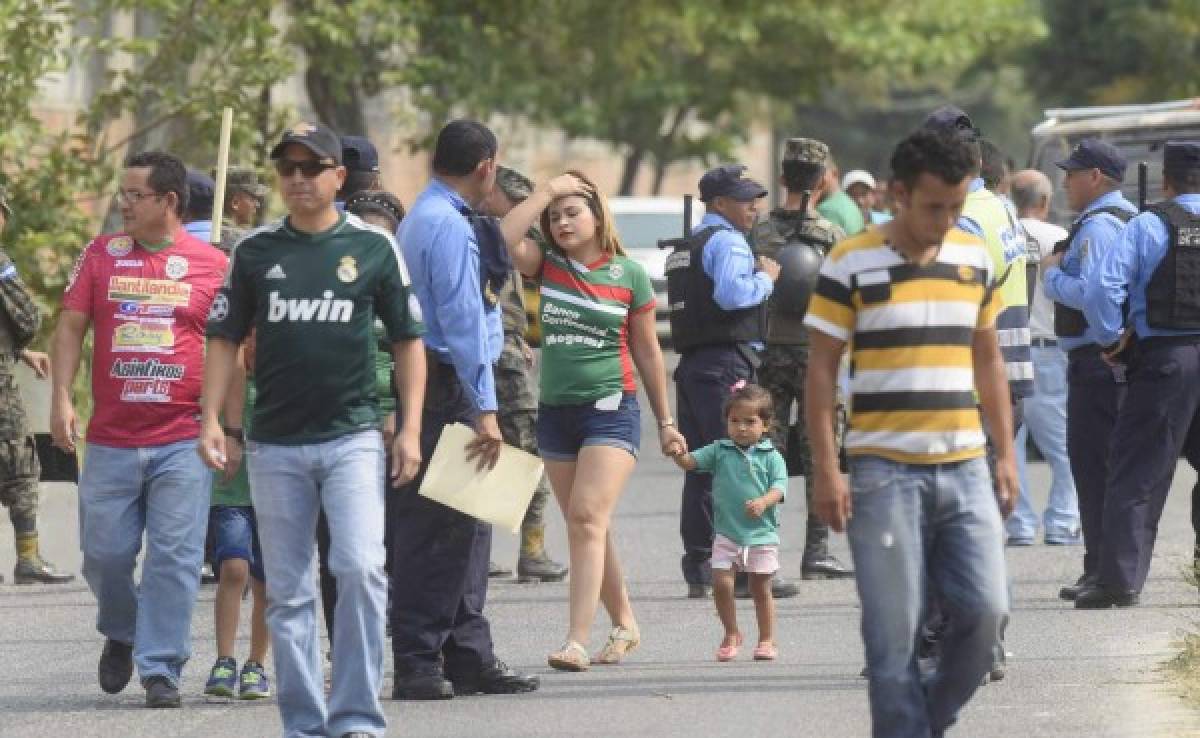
[698,165,767,203]
[187,169,215,212]
[1164,141,1200,175]
[921,105,980,142]
[341,135,380,173]
[1054,138,1127,182]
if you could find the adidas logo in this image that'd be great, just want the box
[265,264,286,279]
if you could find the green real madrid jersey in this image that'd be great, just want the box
[536,247,655,406]
[207,212,423,444]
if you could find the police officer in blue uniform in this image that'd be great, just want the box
[1040,139,1137,601]
[667,165,784,599]
[1077,141,1200,608]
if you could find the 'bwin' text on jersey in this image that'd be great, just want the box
[267,290,353,323]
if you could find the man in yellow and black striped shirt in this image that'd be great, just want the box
[803,129,1016,738]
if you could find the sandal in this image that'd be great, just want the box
[593,625,640,665]
[753,642,778,661]
[716,633,743,662]
[548,640,590,672]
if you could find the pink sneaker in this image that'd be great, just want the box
[716,633,743,662]
[753,642,778,661]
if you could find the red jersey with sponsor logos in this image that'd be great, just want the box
[61,230,227,447]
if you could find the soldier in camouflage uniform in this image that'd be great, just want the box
[0,185,76,584]
[484,166,567,583]
[751,138,853,585]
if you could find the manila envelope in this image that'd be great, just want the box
[418,422,544,534]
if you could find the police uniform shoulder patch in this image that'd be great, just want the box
[106,236,133,257]
[1078,238,1091,264]
[337,255,358,283]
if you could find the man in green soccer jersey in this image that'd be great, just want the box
[199,122,426,738]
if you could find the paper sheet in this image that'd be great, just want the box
[418,423,545,534]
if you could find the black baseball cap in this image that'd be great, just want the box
[1055,138,1127,182]
[341,135,380,173]
[698,165,768,203]
[270,122,342,165]
[922,105,980,142]
[1164,141,1200,176]
[187,170,215,213]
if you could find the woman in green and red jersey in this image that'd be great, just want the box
[501,170,685,672]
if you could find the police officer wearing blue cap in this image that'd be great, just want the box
[1040,138,1138,602]
[182,169,217,243]
[666,164,783,598]
[1076,141,1200,608]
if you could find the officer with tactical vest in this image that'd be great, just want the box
[1076,141,1200,609]
[668,165,779,599]
[0,185,76,584]
[750,138,853,587]
[1040,139,1137,602]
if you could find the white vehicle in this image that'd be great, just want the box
[1030,99,1200,225]
[608,196,706,344]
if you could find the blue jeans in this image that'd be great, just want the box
[210,505,265,581]
[1011,346,1079,540]
[248,431,387,738]
[848,455,1009,738]
[78,439,211,686]
[536,392,641,460]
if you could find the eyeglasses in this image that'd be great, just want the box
[274,159,336,178]
[115,189,165,205]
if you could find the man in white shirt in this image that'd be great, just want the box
[1008,169,1080,545]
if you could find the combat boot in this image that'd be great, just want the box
[801,517,854,580]
[13,533,75,584]
[516,526,567,583]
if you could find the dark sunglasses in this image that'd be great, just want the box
[274,158,336,178]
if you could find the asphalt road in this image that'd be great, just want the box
[2,394,1199,737]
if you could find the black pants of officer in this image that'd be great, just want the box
[390,360,496,677]
[675,344,754,586]
[1101,338,1200,594]
[1065,347,1127,580]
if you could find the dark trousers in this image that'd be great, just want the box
[1065,350,1127,579]
[674,345,754,586]
[1101,340,1200,593]
[389,362,495,677]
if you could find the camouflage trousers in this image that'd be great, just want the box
[0,435,39,533]
[494,341,549,532]
[757,344,845,557]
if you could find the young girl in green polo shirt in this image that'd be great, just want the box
[670,384,788,662]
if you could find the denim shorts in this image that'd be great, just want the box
[536,392,641,461]
[209,505,265,582]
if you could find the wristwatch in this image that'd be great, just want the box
[222,425,244,443]
[658,418,676,429]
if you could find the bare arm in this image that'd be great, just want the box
[804,329,850,532]
[49,310,90,451]
[670,451,697,471]
[499,174,594,277]
[627,306,687,456]
[972,325,1017,518]
[197,337,240,472]
[390,337,426,485]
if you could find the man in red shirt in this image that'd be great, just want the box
[51,151,227,709]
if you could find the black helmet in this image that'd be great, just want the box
[771,241,824,315]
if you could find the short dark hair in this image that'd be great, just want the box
[338,170,381,201]
[724,384,774,425]
[1165,168,1200,195]
[979,139,1008,190]
[432,120,497,177]
[125,150,188,217]
[890,131,978,190]
[781,160,824,192]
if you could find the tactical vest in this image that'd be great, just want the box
[1145,202,1200,331]
[1052,206,1134,338]
[752,214,836,345]
[665,226,767,352]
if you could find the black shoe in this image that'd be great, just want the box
[488,561,513,579]
[771,575,800,599]
[13,556,76,584]
[144,676,181,708]
[200,562,217,585]
[687,583,711,599]
[516,553,568,583]
[1058,573,1096,601]
[98,639,134,694]
[451,661,539,695]
[801,554,854,580]
[340,733,374,738]
[391,671,454,700]
[1074,584,1139,609]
